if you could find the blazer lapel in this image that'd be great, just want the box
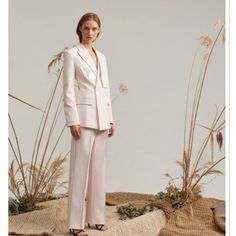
[75,43,107,87]
[75,43,97,75]
[95,51,106,87]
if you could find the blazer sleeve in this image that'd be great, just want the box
[63,50,80,127]
[104,57,114,124]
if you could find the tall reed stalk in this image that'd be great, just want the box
[180,23,225,205]
[8,50,68,209]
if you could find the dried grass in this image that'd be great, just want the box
[161,22,225,207]
[9,50,69,214]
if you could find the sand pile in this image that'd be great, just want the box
[9,192,166,236]
[9,192,225,236]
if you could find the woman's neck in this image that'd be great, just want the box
[81,41,93,52]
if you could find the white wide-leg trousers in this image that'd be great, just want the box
[67,127,108,229]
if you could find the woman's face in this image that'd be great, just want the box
[79,20,100,44]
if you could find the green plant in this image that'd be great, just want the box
[8,196,43,216]
[155,183,202,209]
[116,204,158,220]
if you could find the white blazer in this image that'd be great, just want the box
[63,42,114,130]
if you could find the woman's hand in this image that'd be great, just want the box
[70,125,81,139]
[108,123,115,137]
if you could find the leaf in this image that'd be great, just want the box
[221,28,225,45]
[164,173,172,179]
[191,162,212,179]
[215,121,225,131]
[216,131,223,151]
[197,123,211,130]
[205,169,224,175]
[9,94,45,113]
[210,132,214,162]
[176,160,184,169]
[183,151,189,166]
[191,172,200,179]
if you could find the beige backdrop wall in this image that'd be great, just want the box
[9,0,225,199]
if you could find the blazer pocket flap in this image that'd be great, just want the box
[76,97,93,105]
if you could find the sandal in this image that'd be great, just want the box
[96,224,107,231]
[69,228,88,236]
[87,223,108,231]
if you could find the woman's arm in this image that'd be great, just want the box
[104,57,114,124]
[63,50,80,127]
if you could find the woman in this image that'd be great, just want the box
[63,12,115,236]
